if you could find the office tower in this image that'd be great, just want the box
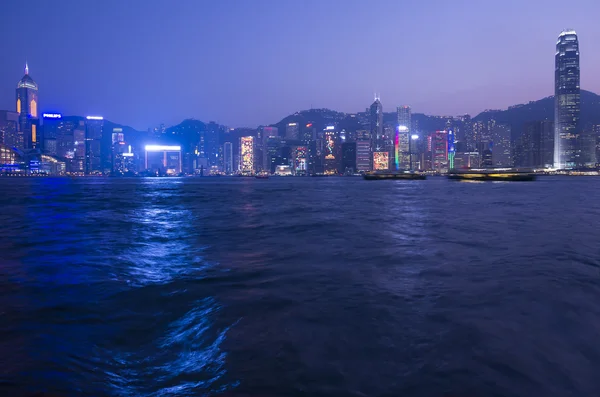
[490,124,512,167]
[145,145,182,175]
[224,142,233,174]
[341,142,356,174]
[85,116,104,174]
[396,106,411,169]
[15,63,39,149]
[292,145,308,175]
[301,123,315,143]
[579,126,597,168]
[239,136,254,174]
[370,96,386,170]
[41,113,65,155]
[429,131,448,172]
[285,122,299,140]
[205,122,221,168]
[554,30,580,169]
[370,96,384,151]
[356,139,371,172]
[397,105,411,132]
[323,126,340,174]
[517,121,554,168]
[72,122,86,173]
[0,111,19,148]
[259,126,278,171]
[447,129,456,169]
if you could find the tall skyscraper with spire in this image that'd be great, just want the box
[369,95,384,170]
[554,30,580,169]
[16,63,39,150]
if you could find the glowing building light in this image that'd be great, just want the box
[411,134,419,140]
[43,113,62,119]
[145,145,181,151]
[325,126,335,130]
[86,116,104,120]
[398,125,409,132]
[373,152,389,170]
[240,136,254,174]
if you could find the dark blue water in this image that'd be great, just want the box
[1,176,600,396]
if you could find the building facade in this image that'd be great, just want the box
[16,64,39,150]
[554,30,580,169]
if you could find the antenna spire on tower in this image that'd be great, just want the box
[25,62,29,75]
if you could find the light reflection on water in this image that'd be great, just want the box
[0,178,239,396]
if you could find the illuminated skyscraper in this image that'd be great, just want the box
[490,124,512,167]
[224,142,233,174]
[85,116,104,174]
[239,136,254,174]
[370,96,383,152]
[356,139,371,172]
[0,111,19,148]
[15,63,39,149]
[285,123,299,140]
[429,131,448,172]
[554,30,580,169]
[323,126,340,174]
[396,106,411,169]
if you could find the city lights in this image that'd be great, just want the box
[86,116,104,120]
[145,145,181,152]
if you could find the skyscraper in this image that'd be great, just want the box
[554,30,580,169]
[285,123,299,140]
[224,142,233,174]
[490,124,512,167]
[15,63,39,149]
[0,111,19,148]
[396,106,411,169]
[370,96,385,170]
[370,96,383,151]
[85,116,104,174]
[239,136,254,174]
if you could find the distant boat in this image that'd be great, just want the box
[255,172,270,179]
[363,171,426,180]
[447,169,536,182]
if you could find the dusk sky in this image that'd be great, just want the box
[1,0,598,130]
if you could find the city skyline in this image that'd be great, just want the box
[0,0,599,129]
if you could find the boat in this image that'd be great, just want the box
[447,169,536,182]
[363,171,426,180]
[255,172,270,179]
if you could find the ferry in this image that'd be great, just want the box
[363,171,427,180]
[447,169,536,182]
[255,172,270,179]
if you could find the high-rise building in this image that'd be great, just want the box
[285,123,299,140]
[0,111,19,148]
[224,142,233,174]
[341,142,356,174]
[145,145,182,175]
[239,136,254,174]
[356,139,371,172]
[292,145,308,175]
[15,63,39,150]
[370,96,385,170]
[85,116,104,174]
[554,30,580,169]
[429,131,448,172]
[323,126,340,174]
[516,121,554,168]
[490,124,512,167]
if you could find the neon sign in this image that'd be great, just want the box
[43,113,62,119]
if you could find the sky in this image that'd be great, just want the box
[0,0,598,130]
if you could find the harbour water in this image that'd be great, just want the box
[1,176,600,396]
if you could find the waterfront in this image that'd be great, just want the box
[1,177,600,396]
